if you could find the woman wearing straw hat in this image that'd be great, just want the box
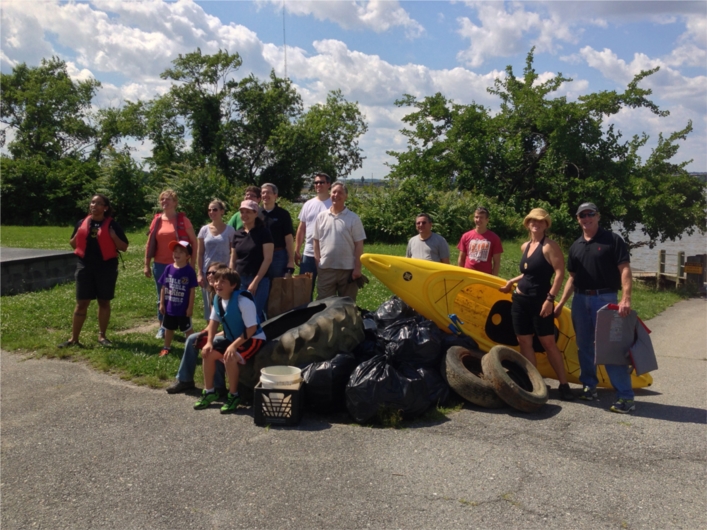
[499,208,575,401]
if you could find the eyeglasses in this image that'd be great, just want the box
[313,181,327,185]
[206,271,217,276]
[578,212,597,219]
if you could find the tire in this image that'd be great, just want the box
[441,346,506,409]
[481,345,548,413]
[239,296,365,390]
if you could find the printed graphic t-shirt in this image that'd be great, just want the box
[158,263,198,316]
[456,229,503,274]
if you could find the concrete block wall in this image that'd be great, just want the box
[1,251,77,296]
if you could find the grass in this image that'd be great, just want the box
[0,226,690,395]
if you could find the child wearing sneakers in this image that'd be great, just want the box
[195,268,266,413]
[158,240,198,356]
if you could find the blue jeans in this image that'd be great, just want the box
[152,262,168,324]
[176,331,225,388]
[571,292,634,400]
[268,249,289,280]
[240,274,270,322]
[299,254,318,300]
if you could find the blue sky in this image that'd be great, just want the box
[2,1,705,179]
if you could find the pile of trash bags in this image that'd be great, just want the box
[299,296,478,424]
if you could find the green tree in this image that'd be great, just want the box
[388,49,706,246]
[0,58,104,224]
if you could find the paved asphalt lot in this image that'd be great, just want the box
[2,299,705,529]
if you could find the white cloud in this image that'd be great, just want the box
[257,0,424,38]
[578,47,707,114]
[456,2,577,67]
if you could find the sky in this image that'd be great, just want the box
[2,0,706,180]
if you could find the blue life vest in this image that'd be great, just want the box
[214,290,262,342]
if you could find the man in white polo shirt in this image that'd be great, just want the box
[312,182,366,301]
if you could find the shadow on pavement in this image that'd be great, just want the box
[633,403,706,424]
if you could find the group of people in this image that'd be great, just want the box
[61,181,637,415]
[406,203,636,414]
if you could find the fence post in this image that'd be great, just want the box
[658,249,666,277]
[678,251,685,283]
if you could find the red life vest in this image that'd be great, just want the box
[74,216,118,260]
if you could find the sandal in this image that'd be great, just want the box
[58,340,82,349]
[98,337,113,347]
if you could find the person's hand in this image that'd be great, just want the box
[499,281,513,294]
[294,250,302,266]
[618,298,631,317]
[159,304,166,316]
[197,274,206,288]
[351,268,362,280]
[186,307,193,318]
[247,279,259,294]
[540,300,554,318]
[202,343,213,358]
[144,265,152,278]
[553,304,564,318]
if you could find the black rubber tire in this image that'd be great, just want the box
[239,296,365,390]
[481,345,548,413]
[441,346,506,409]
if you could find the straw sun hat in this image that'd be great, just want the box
[523,208,552,229]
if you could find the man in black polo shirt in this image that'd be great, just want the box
[555,202,636,413]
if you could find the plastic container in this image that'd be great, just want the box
[260,366,302,390]
[253,382,304,426]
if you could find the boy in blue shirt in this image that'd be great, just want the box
[195,268,266,413]
[158,241,198,356]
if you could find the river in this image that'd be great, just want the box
[622,227,707,273]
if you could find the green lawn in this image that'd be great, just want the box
[0,226,688,389]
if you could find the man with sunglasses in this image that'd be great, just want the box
[555,202,636,413]
[294,172,332,299]
[406,213,450,263]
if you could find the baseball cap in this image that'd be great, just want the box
[168,240,193,255]
[576,202,598,216]
[240,199,260,212]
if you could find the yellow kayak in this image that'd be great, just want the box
[361,254,652,389]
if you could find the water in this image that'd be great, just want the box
[624,228,706,273]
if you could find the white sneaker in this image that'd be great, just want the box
[155,327,165,339]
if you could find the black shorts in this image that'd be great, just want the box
[75,264,118,301]
[511,291,555,337]
[162,314,192,332]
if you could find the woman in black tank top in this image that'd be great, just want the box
[499,208,575,401]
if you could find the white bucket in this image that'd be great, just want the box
[260,366,302,390]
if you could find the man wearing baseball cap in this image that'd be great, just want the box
[554,202,636,413]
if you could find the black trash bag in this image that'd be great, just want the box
[351,337,384,363]
[373,296,420,329]
[441,333,479,353]
[345,355,431,423]
[415,365,450,406]
[301,353,359,414]
[380,316,444,369]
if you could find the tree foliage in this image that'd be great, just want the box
[388,49,706,247]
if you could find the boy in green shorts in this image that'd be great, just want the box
[194,268,266,413]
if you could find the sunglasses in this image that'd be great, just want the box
[578,212,597,219]
[206,270,217,276]
[313,181,327,185]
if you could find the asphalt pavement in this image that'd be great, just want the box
[2,299,706,529]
